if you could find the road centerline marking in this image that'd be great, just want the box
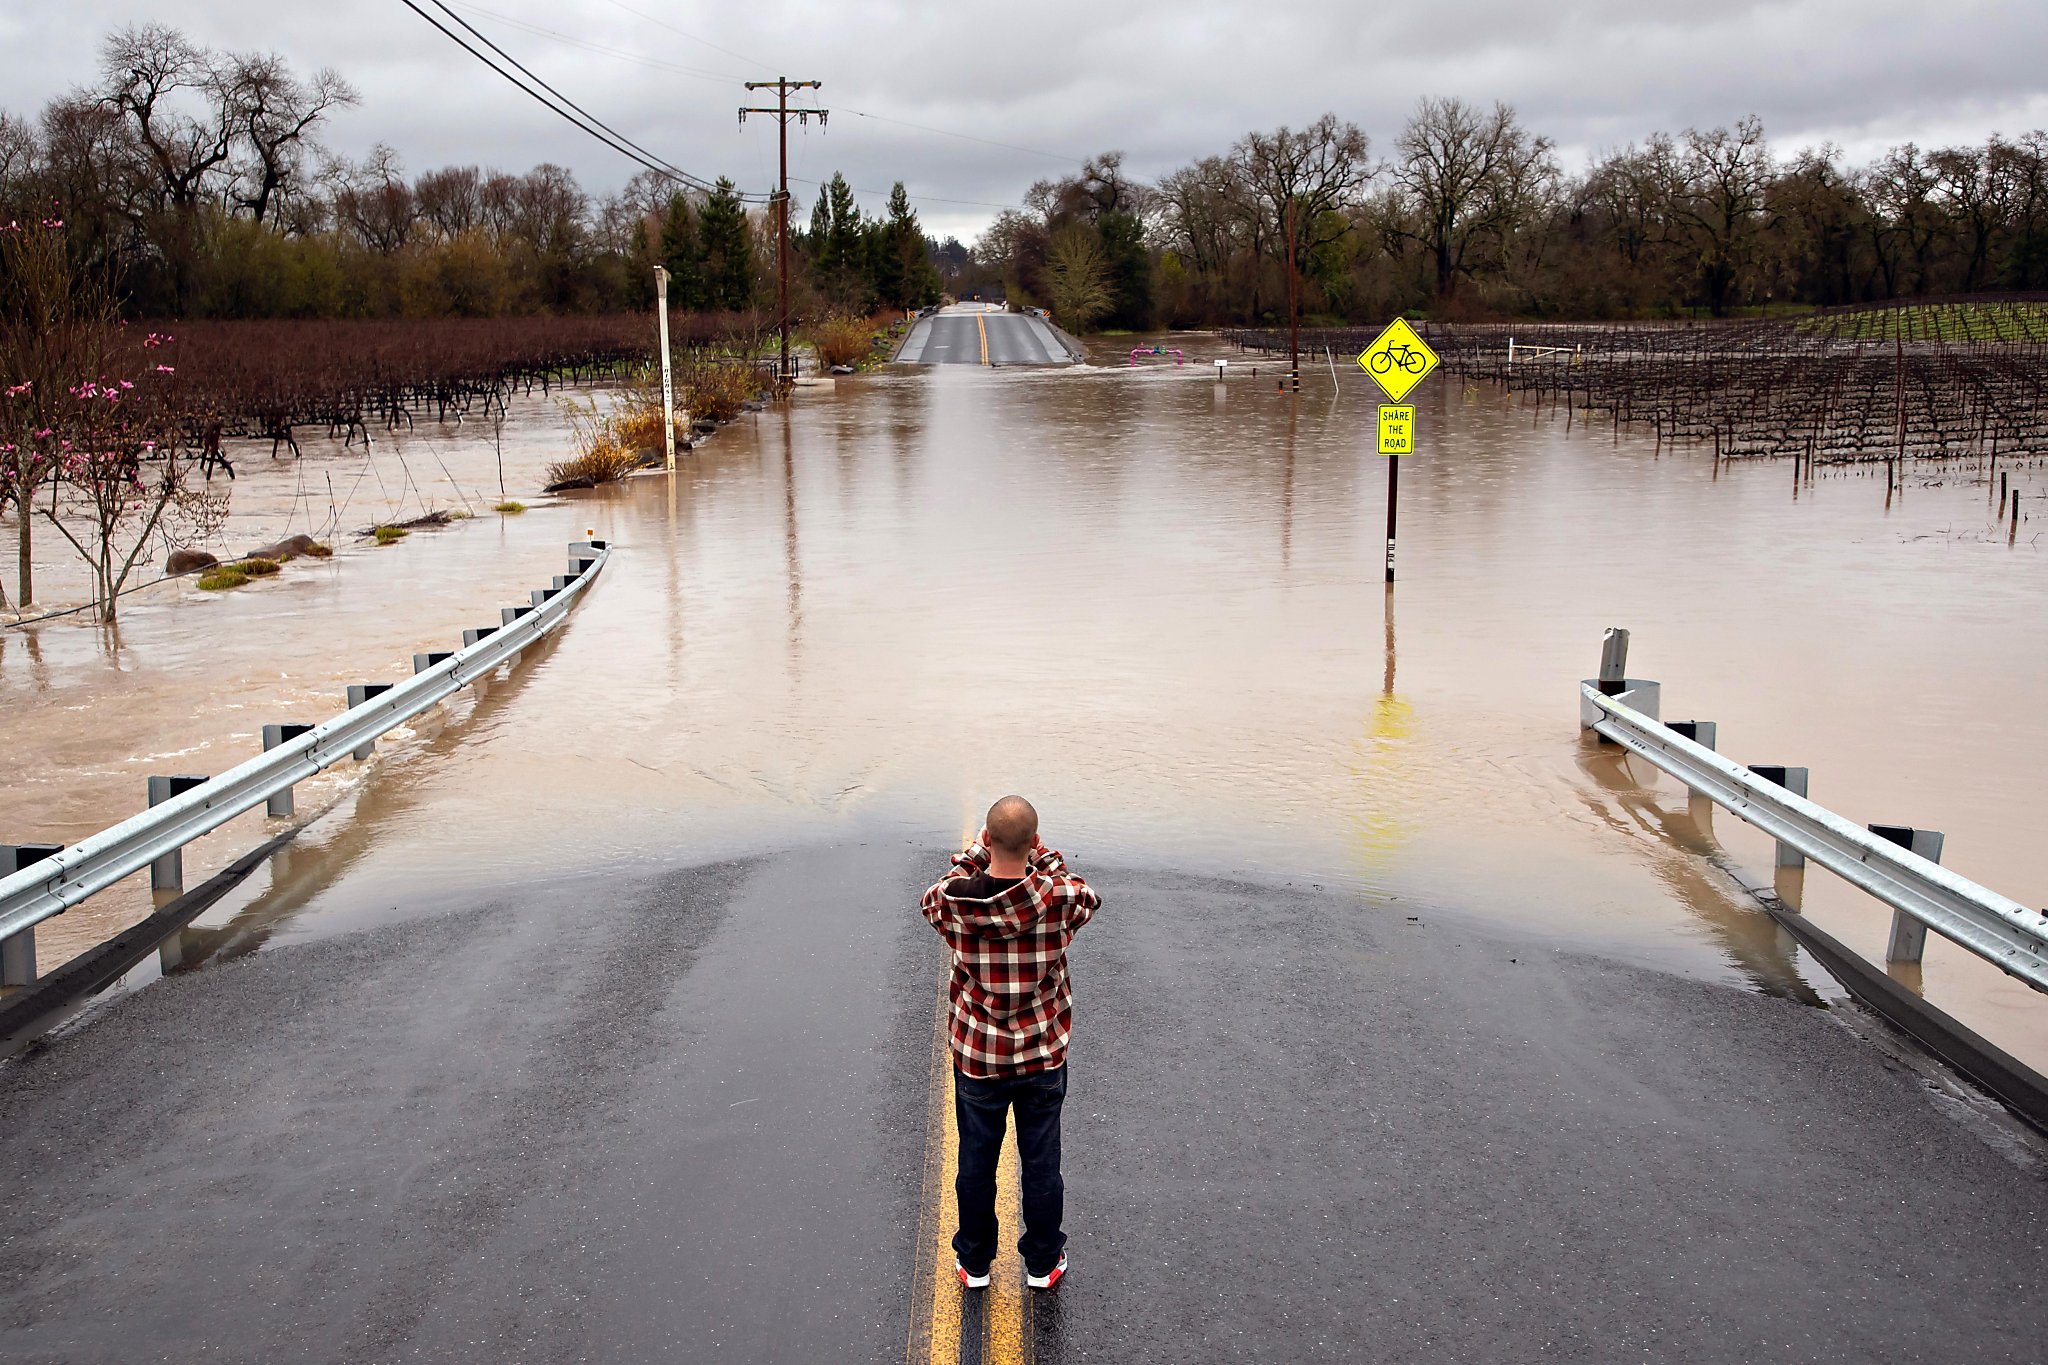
[909,975,1030,1365]
[977,314,990,367]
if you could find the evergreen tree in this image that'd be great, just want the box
[659,193,707,311]
[869,182,941,310]
[699,177,756,311]
[811,172,870,310]
[1097,211,1152,329]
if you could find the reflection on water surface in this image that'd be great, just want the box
[5,336,2045,1066]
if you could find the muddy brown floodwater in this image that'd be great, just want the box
[2,334,2044,1074]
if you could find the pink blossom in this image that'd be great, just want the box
[3,381,29,397]
[154,364,175,374]
[118,380,134,390]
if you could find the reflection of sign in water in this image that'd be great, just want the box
[1351,692,1417,868]
[1377,405,1415,456]
[1355,318,1440,403]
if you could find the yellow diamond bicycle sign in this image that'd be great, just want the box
[1355,318,1440,402]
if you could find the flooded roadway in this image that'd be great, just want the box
[8,328,2037,1056]
[1,330,2046,1360]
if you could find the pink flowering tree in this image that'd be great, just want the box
[1,212,192,620]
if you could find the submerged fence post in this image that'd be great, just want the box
[146,775,209,891]
[1871,825,1946,965]
[0,843,63,986]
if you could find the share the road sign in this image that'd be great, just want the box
[1356,318,1440,402]
[1377,405,1415,455]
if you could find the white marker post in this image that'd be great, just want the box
[653,266,677,472]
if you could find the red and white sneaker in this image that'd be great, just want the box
[956,1261,991,1290]
[1026,1253,1067,1291]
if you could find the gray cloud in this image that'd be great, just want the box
[4,0,2044,241]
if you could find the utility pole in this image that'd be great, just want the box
[741,78,825,382]
[1284,198,1301,395]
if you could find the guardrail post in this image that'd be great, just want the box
[1748,766,1811,868]
[1871,825,1946,964]
[344,685,394,761]
[1,844,63,986]
[1668,721,1719,824]
[1580,630,1659,738]
[531,588,559,607]
[1597,627,1629,695]
[461,626,498,647]
[260,724,316,817]
[500,606,534,626]
[146,775,209,891]
[412,651,455,675]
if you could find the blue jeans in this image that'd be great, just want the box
[952,1064,1068,1277]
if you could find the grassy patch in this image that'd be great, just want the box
[494,500,526,514]
[1803,300,2048,343]
[373,525,409,546]
[197,557,283,590]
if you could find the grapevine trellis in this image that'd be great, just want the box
[113,313,773,457]
[1223,295,2048,469]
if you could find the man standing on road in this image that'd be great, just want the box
[921,795,1101,1294]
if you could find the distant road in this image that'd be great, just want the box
[896,303,1078,366]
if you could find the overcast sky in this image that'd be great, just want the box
[4,1,2045,241]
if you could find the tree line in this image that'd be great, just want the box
[965,103,2048,329]
[0,24,941,323]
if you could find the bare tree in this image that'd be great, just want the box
[97,24,236,214]
[1392,97,1555,301]
[230,52,357,225]
[1233,115,1375,300]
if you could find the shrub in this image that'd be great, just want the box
[495,500,525,514]
[373,526,409,545]
[544,442,641,490]
[239,556,282,577]
[809,315,876,370]
[682,361,761,422]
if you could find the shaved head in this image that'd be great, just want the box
[985,795,1039,859]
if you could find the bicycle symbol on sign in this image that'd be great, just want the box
[1369,343,1430,377]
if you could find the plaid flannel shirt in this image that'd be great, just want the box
[921,837,1101,1078]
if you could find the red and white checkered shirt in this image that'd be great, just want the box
[920,838,1101,1079]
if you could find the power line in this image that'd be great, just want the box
[427,6,1041,216]
[833,108,1083,166]
[396,0,763,202]
[422,0,742,196]
[588,0,773,69]
[442,2,745,84]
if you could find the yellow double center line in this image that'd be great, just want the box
[976,313,990,367]
[907,981,1031,1365]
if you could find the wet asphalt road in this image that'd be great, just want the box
[896,310,1076,366]
[2,844,2045,1363]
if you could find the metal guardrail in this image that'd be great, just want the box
[0,540,612,974]
[1581,630,2048,994]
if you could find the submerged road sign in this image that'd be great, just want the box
[1357,318,1439,403]
[1377,405,1415,455]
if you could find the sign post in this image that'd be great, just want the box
[1356,320,1440,584]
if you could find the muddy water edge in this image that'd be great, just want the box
[2,333,2044,1077]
